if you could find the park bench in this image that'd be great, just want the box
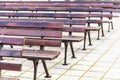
[0,2,115,36]
[0,21,63,80]
[0,61,21,80]
[0,2,116,64]
[0,7,102,39]
[0,11,101,64]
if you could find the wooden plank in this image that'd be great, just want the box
[0,62,21,71]
[0,50,22,57]
[22,49,60,60]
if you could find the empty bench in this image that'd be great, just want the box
[0,17,86,65]
[0,12,101,64]
[0,21,63,80]
[0,5,113,37]
[0,1,117,35]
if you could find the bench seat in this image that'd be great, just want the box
[46,36,84,42]
[86,26,101,31]
[0,49,60,60]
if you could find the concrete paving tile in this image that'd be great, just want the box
[64,70,85,76]
[54,63,72,69]
[39,74,62,80]
[80,77,100,80]
[82,54,101,61]
[29,65,45,73]
[21,65,32,71]
[57,75,79,80]
[106,67,120,77]
[22,60,34,66]
[104,73,120,80]
[77,60,95,66]
[20,71,39,79]
[2,71,22,77]
[71,65,90,71]
[102,78,120,80]
[112,63,120,68]
[49,68,67,74]
[19,78,33,80]
[84,71,104,78]
[99,56,117,62]
[90,66,110,72]
[94,61,112,67]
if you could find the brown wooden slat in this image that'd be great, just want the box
[0,62,21,71]
[45,35,84,42]
[0,18,86,25]
[25,39,61,47]
[0,29,62,38]
[62,36,84,42]
[0,37,23,45]
[0,12,86,18]
[3,2,113,8]
[86,20,102,24]
[0,7,104,12]
[88,14,113,18]
[22,49,60,60]
[0,21,63,29]
[0,49,61,60]
[63,27,86,32]
[0,50,22,57]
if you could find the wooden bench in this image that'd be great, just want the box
[1,1,117,34]
[0,11,101,64]
[0,21,63,80]
[0,62,21,80]
[0,3,115,36]
[0,2,115,64]
[0,7,101,40]
[0,19,86,65]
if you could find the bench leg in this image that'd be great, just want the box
[88,31,92,46]
[33,59,39,80]
[41,60,51,78]
[108,22,111,32]
[108,21,113,32]
[82,31,87,50]
[100,23,104,37]
[97,29,100,40]
[69,42,76,58]
[0,44,3,49]
[10,45,13,48]
[0,57,3,60]
[0,45,4,59]
[0,69,1,76]
[111,21,113,30]
[63,42,68,65]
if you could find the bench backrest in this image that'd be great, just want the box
[0,11,114,24]
[0,21,63,47]
[0,1,115,13]
[0,7,103,12]
[1,1,120,11]
[0,12,87,19]
[1,2,113,8]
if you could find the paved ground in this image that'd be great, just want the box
[1,13,120,80]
